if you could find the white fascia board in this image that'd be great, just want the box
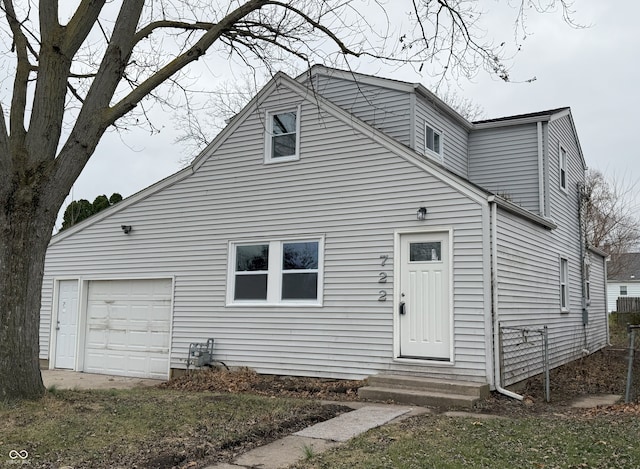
[279,73,489,206]
[191,74,285,172]
[49,167,192,245]
[52,74,293,245]
[297,65,415,94]
[473,115,551,130]
[587,245,608,258]
[299,66,472,131]
[550,109,587,171]
[488,194,557,230]
[413,85,473,130]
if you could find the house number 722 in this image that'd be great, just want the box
[378,254,390,301]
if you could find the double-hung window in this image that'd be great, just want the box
[425,124,443,160]
[621,285,628,296]
[559,145,568,192]
[229,238,322,305]
[265,106,301,163]
[584,262,591,305]
[560,257,569,312]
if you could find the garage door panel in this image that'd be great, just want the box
[84,279,171,380]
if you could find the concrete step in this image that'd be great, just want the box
[366,374,489,399]
[358,386,480,408]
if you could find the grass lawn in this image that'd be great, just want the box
[0,386,343,468]
[291,412,640,469]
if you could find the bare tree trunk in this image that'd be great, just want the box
[0,181,57,400]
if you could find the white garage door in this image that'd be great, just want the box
[84,279,172,379]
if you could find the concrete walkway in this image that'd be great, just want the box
[204,403,429,469]
[42,369,161,390]
[40,370,623,469]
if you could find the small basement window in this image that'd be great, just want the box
[265,106,301,163]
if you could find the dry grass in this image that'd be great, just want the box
[0,387,348,469]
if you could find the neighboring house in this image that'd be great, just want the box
[38,66,607,393]
[607,253,640,312]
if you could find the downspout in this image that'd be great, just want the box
[577,182,589,353]
[490,197,524,400]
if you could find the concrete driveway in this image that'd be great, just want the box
[41,369,163,390]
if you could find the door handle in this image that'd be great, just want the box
[399,301,406,315]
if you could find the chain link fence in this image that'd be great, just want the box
[499,324,550,402]
[625,325,640,403]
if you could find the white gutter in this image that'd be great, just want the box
[490,199,524,401]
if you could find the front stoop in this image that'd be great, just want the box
[358,374,489,408]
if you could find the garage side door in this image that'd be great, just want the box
[84,279,172,379]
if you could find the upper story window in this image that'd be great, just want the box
[425,124,443,160]
[228,238,323,306]
[560,257,569,312]
[584,262,591,305]
[620,285,628,296]
[265,106,301,163]
[559,145,568,192]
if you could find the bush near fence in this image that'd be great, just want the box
[611,311,640,327]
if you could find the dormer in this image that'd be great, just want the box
[298,66,472,178]
[468,108,586,217]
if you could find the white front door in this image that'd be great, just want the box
[399,232,451,360]
[54,280,79,369]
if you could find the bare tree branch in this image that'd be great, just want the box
[107,0,272,125]
[2,0,31,154]
[581,169,640,278]
[62,0,107,57]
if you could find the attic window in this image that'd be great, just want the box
[425,124,442,159]
[265,106,301,163]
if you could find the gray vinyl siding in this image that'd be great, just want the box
[496,210,606,385]
[40,83,488,381]
[495,114,606,385]
[469,124,540,213]
[313,74,412,147]
[587,250,608,348]
[414,98,469,178]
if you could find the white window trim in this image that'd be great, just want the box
[560,257,569,312]
[424,123,444,161]
[227,236,324,307]
[264,104,301,164]
[620,285,628,296]
[584,261,591,306]
[558,143,568,193]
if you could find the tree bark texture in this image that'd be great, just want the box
[0,177,59,400]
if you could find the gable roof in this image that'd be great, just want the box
[473,107,570,125]
[608,253,640,282]
[52,67,566,243]
[299,65,473,130]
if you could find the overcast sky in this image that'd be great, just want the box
[58,0,639,230]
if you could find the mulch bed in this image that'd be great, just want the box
[161,367,364,401]
[162,342,640,417]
